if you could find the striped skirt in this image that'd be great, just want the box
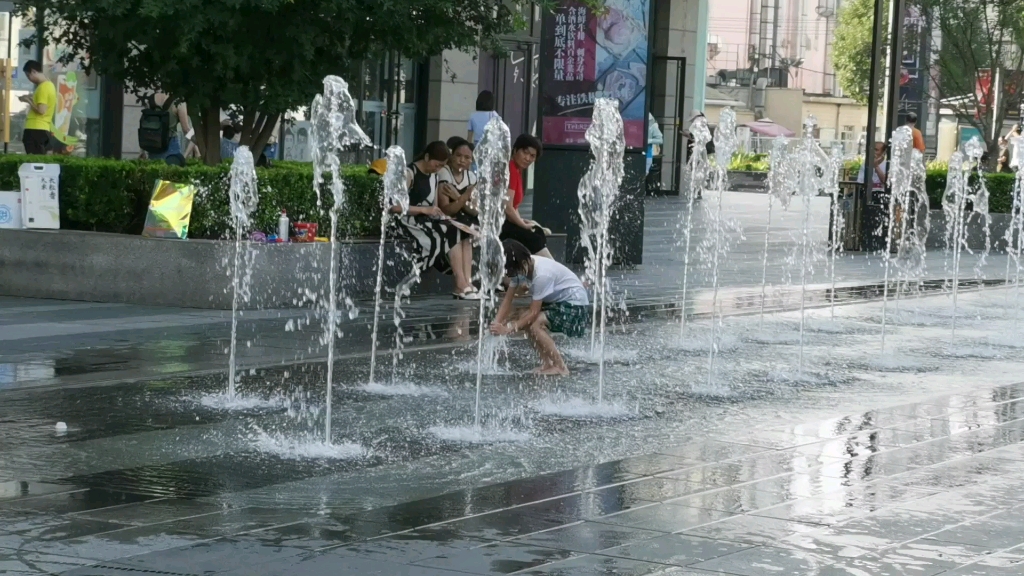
[391,214,464,273]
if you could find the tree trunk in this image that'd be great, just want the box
[194,101,222,166]
[239,111,280,162]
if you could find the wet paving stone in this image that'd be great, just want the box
[924,512,1024,550]
[71,498,238,527]
[690,544,838,575]
[411,540,581,574]
[594,532,751,566]
[0,546,98,574]
[663,484,796,514]
[0,482,85,502]
[517,554,723,575]
[111,537,307,575]
[508,521,666,554]
[326,526,493,563]
[678,514,826,548]
[654,440,773,463]
[0,488,158,515]
[589,501,736,533]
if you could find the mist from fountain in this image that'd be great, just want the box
[577,98,625,403]
[310,75,370,444]
[678,116,712,334]
[368,146,409,385]
[226,146,258,399]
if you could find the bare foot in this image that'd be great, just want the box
[534,365,569,376]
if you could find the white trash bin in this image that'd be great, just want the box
[19,163,60,229]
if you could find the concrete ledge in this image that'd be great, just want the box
[0,229,566,310]
[925,209,1011,251]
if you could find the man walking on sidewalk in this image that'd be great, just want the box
[19,60,55,155]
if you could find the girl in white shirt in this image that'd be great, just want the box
[490,240,590,376]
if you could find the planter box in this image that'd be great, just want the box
[727,170,768,192]
[0,229,566,310]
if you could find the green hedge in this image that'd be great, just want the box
[922,170,1015,214]
[0,155,382,239]
[727,154,1018,214]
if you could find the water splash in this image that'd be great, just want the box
[759,136,794,328]
[226,147,258,399]
[310,75,371,444]
[253,430,366,460]
[880,127,913,354]
[533,397,634,419]
[790,115,830,377]
[391,260,423,382]
[880,128,931,354]
[1008,126,1024,327]
[474,116,512,428]
[943,137,991,347]
[704,108,740,388]
[577,98,625,403]
[368,146,409,385]
[826,145,844,320]
[678,116,712,333]
[357,381,448,397]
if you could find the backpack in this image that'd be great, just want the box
[138,95,173,154]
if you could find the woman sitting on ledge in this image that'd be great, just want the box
[500,134,553,259]
[391,141,479,300]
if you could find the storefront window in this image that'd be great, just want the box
[281,55,422,164]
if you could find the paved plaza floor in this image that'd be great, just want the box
[3,193,1024,575]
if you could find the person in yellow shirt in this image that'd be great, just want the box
[19,60,56,155]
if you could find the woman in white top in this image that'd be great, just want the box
[436,137,479,227]
[467,91,501,147]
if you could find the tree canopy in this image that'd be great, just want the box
[33,0,526,163]
[832,0,1024,154]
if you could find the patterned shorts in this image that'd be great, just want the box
[542,302,591,338]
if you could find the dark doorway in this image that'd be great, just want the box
[479,42,539,142]
[650,55,687,195]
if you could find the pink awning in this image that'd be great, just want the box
[743,119,796,138]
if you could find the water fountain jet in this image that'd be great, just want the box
[310,75,370,444]
[678,116,712,334]
[368,146,409,385]
[226,147,258,398]
[473,117,512,428]
[577,98,625,403]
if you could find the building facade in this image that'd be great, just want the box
[5,0,712,193]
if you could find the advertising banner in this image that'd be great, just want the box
[540,0,649,149]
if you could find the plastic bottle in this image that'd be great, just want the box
[278,210,289,242]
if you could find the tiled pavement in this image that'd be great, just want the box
[3,382,1024,575]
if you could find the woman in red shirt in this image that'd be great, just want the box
[500,134,553,258]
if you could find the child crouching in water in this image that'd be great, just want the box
[489,240,590,375]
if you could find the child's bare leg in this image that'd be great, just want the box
[526,314,568,375]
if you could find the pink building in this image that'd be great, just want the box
[707,0,840,96]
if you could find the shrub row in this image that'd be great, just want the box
[0,155,382,239]
[729,157,1017,214]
